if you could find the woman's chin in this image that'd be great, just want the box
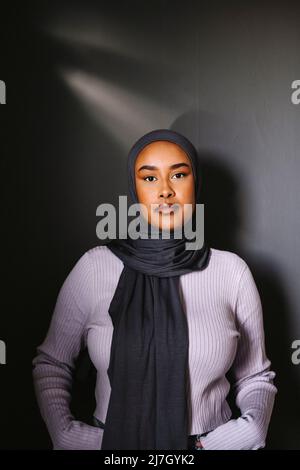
[149,215,183,234]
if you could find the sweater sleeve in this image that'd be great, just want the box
[32,251,103,450]
[200,261,278,450]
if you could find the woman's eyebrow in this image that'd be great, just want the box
[138,162,190,172]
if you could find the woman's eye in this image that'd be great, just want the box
[172,172,186,179]
[144,176,157,182]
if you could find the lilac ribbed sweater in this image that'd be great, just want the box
[32,246,277,450]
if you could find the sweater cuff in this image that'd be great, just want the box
[199,417,265,450]
[53,420,104,450]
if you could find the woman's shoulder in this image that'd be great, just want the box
[209,247,248,275]
[84,244,124,271]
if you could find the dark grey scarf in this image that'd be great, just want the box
[101,129,211,450]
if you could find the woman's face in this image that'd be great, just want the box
[134,140,195,232]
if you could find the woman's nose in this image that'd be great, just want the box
[159,182,175,199]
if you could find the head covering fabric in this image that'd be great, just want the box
[100,129,211,450]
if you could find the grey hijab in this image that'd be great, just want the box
[101,129,211,450]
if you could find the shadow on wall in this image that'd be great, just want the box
[169,110,300,449]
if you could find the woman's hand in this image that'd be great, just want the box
[195,435,204,449]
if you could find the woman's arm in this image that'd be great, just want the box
[32,252,103,450]
[200,261,278,450]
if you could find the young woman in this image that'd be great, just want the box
[32,129,277,450]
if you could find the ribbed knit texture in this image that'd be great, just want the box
[32,246,277,450]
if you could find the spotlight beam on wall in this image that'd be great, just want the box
[61,69,180,149]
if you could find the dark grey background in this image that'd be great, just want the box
[1,0,300,449]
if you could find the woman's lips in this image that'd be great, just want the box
[155,203,178,214]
